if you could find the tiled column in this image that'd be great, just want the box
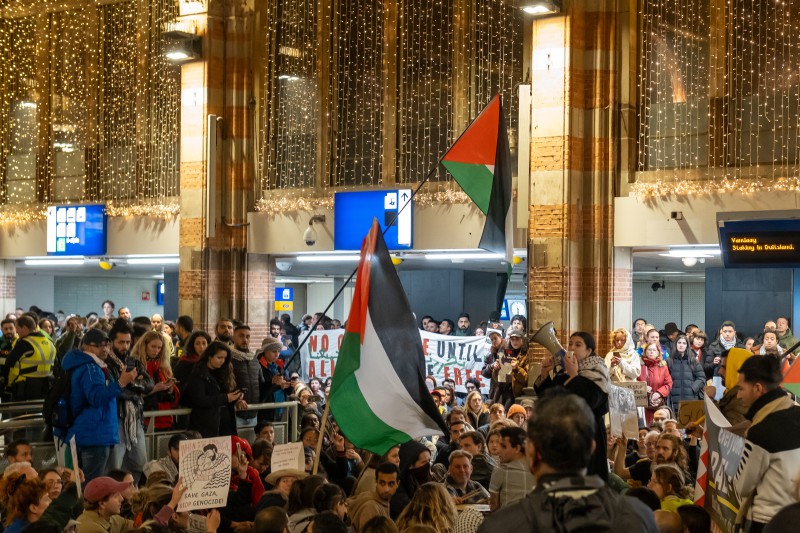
[527,0,619,354]
[177,0,257,335]
[0,261,16,317]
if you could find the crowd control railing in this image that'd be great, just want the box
[0,400,299,471]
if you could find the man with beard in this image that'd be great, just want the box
[215,318,235,347]
[348,463,399,533]
[106,322,153,483]
[230,325,262,426]
[0,318,17,368]
[455,313,474,337]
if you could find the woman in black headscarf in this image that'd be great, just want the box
[389,440,432,519]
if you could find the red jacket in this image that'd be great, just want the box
[638,359,673,399]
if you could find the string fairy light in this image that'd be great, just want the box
[257,0,521,207]
[0,0,180,225]
[634,0,800,200]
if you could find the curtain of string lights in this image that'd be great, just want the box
[257,0,521,198]
[635,0,800,199]
[0,0,180,223]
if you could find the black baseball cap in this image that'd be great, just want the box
[82,328,110,346]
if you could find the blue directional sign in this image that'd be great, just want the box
[46,204,108,256]
[334,189,413,250]
[275,287,294,302]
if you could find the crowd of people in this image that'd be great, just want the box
[0,301,798,532]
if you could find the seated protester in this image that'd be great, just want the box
[300,412,321,432]
[478,403,506,436]
[0,472,52,533]
[648,464,693,512]
[359,516,398,533]
[254,507,289,533]
[286,476,326,533]
[258,469,307,511]
[77,477,135,533]
[444,450,489,504]
[613,429,657,485]
[488,427,536,511]
[297,388,322,418]
[396,483,457,533]
[677,505,712,533]
[434,419,468,470]
[390,441,432,520]
[626,487,662,512]
[309,512,348,533]
[298,428,351,484]
[625,428,650,468]
[434,408,469,458]
[223,437,265,533]
[143,433,188,485]
[348,463,399,533]
[135,482,197,532]
[106,470,137,520]
[457,431,496,490]
[39,469,64,502]
[653,510,683,533]
[5,439,33,467]
[312,485,348,522]
[654,433,694,485]
[478,391,657,532]
[250,439,274,487]
[254,422,276,445]
[353,445,400,496]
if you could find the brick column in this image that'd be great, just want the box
[177,0,255,332]
[527,0,619,354]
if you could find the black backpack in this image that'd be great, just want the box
[42,367,80,440]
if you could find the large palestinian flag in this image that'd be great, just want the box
[328,220,448,455]
[441,94,513,263]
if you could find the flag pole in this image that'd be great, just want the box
[312,401,331,475]
[282,94,503,374]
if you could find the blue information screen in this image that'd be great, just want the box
[334,190,413,251]
[46,204,108,256]
[275,287,294,301]
[719,218,800,268]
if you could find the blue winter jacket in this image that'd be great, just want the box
[61,349,122,447]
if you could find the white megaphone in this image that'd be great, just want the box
[531,321,566,367]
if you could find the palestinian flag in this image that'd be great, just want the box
[328,220,448,455]
[782,356,800,396]
[442,94,514,263]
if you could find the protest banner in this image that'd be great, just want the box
[271,442,305,472]
[178,437,232,512]
[615,381,647,407]
[608,385,639,439]
[302,329,489,394]
[678,400,705,428]
[695,395,742,532]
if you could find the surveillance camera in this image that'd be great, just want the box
[303,225,317,246]
[651,282,660,292]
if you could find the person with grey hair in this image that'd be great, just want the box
[445,450,489,504]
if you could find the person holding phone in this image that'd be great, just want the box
[180,341,247,438]
[130,331,180,430]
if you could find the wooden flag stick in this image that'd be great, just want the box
[312,401,331,475]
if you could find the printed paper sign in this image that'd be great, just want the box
[608,385,639,439]
[178,437,232,512]
[270,442,305,473]
[615,381,647,407]
[301,329,489,394]
[187,514,207,533]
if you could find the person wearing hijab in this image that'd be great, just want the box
[390,440,432,520]
[605,328,641,382]
[535,331,610,481]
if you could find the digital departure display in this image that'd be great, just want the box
[334,190,413,251]
[719,218,800,268]
[46,204,108,256]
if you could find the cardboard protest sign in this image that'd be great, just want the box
[270,442,305,472]
[178,437,231,512]
[187,514,207,533]
[677,400,705,428]
[615,381,647,407]
[608,385,639,439]
[695,395,741,532]
[302,329,489,394]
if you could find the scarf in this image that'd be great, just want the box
[720,336,736,350]
[643,355,661,368]
[577,354,610,394]
[231,347,255,362]
[123,401,138,450]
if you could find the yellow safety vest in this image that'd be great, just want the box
[8,331,56,384]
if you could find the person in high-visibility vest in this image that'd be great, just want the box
[0,314,56,401]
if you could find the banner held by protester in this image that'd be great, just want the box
[178,437,232,512]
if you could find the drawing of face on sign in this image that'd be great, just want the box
[183,444,230,490]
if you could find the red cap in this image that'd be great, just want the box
[84,477,131,503]
[232,436,252,458]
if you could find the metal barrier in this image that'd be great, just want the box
[0,400,299,470]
